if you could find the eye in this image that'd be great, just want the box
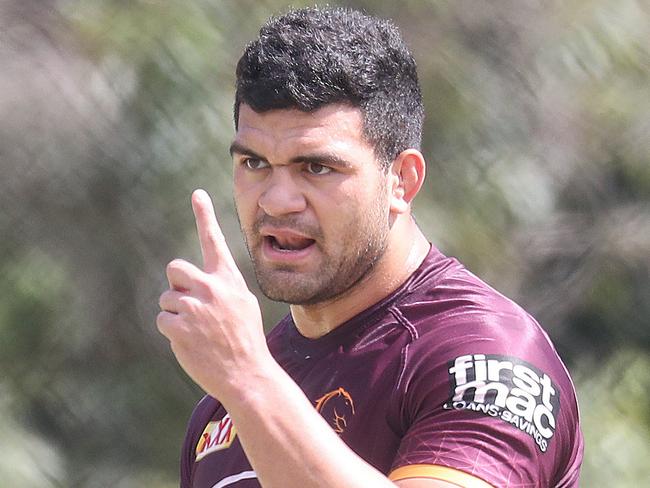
[243,158,269,170]
[306,162,332,175]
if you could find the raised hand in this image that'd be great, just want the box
[157,189,270,401]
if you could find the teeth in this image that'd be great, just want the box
[270,236,314,251]
[271,237,287,250]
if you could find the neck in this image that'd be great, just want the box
[289,217,430,339]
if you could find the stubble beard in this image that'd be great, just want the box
[238,195,391,306]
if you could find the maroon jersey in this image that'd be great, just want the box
[180,246,583,487]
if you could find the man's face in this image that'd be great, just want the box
[231,103,392,305]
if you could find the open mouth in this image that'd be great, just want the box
[265,235,316,252]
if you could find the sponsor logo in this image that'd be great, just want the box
[315,387,355,434]
[444,354,560,453]
[195,413,237,461]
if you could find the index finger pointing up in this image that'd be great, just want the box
[191,189,233,274]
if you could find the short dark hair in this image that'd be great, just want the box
[234,6,424,168]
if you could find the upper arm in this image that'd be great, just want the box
[385,277,586,486]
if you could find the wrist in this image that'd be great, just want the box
[217,350,286,410]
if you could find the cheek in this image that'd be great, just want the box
[233,194,260,237]
[233,176,262,217]
[317,192,370,238]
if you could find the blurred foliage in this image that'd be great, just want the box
[576,350,650,486]
[0,0,648,486]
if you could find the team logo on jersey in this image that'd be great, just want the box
[444,354,560,453]
[195,413,237,461]
[315,387,355,434]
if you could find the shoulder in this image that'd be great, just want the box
[397,262,557,358]
[392,262,583,481]
[183,395,223,457]
[396,262,577,403]
[190,394,221,421]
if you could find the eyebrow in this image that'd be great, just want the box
[229,141,264,160]
[229,141,353,169]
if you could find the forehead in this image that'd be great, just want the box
[234,104,374,158]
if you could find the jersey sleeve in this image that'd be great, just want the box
[388,304,583,487]
[180,420,196,488]
[180,395,221,488]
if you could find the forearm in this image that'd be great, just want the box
[219,357,396,488]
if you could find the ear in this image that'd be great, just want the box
[388,149,426,214]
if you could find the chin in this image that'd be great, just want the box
[260,279,345,306]
[260,286,315,305]
[257,273,336,305]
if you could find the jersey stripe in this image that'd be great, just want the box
[210,470,257,488]
[389,464,495,487]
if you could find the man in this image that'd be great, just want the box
[157,7,583,488]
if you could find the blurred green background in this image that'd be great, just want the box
[1,0,648,486]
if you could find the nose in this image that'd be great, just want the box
[258,168,307,216]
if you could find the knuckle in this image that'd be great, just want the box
[205,232,224,256]
[204,228,217,243]
[191,273,215,297]
[166,258,184,273]
[156,311,170,331]
[204,278,221,297]
[178,295,196,311]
